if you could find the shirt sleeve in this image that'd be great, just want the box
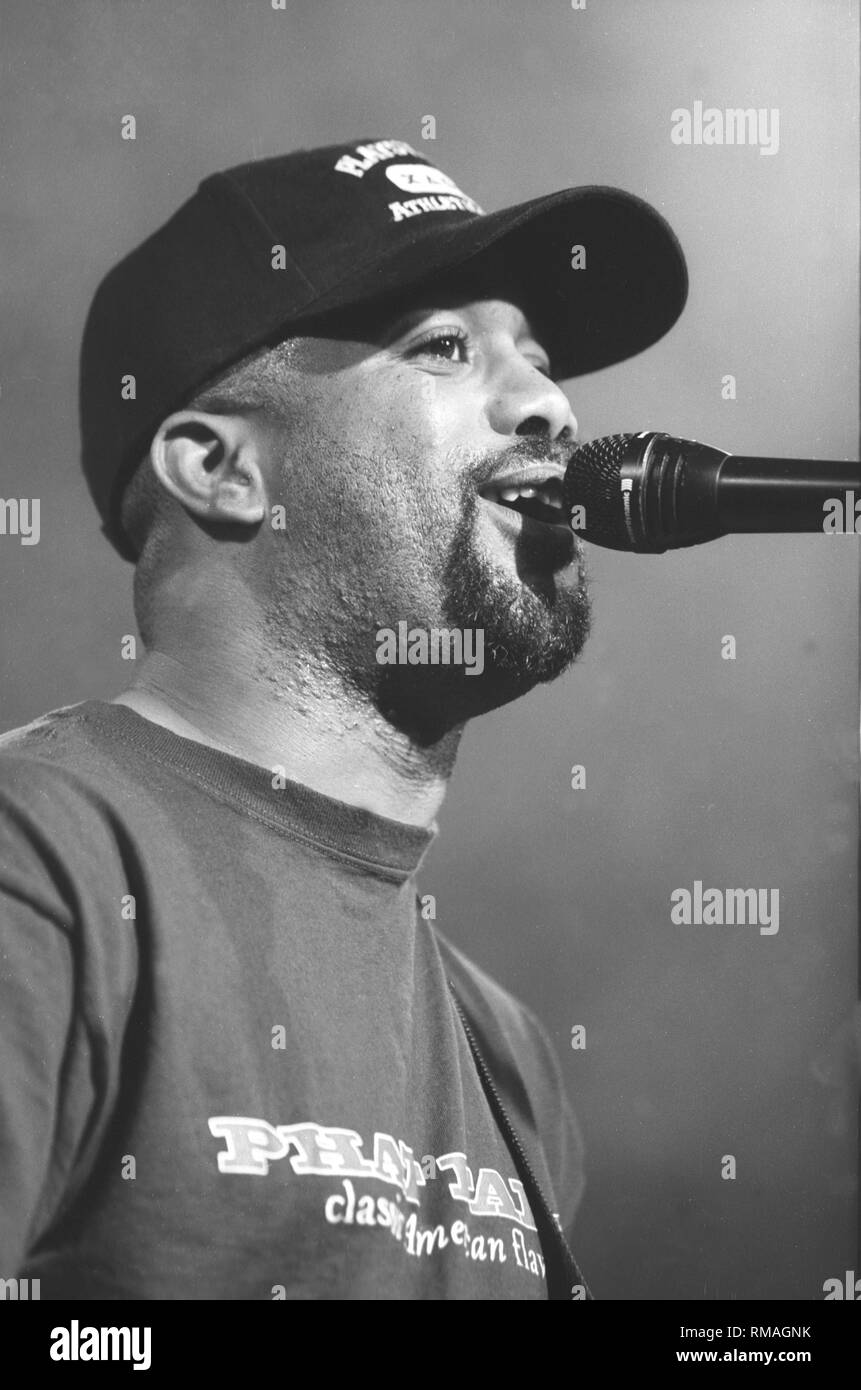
[0,795,83,1269]
[0,762,131,1272]
[518,1004,587,1235]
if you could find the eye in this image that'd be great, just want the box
[405,328,470,363]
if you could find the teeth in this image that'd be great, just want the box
[488,478,564,510]
[496,485,540,501]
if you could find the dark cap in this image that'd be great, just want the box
[80,136,688,561]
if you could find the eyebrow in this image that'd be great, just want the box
[375,308,435,345]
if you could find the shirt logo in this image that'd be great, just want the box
[207,1115,549,1279]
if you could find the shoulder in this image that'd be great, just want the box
[433,927,557,1067]
[0,702,140,917]
[0,707,142,1057]
[0,700,135,814]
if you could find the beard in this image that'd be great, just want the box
[259,430,592,740]
[440,469,592,687]
[361,481,592,741]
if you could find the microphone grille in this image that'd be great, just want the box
[563,433,639,549]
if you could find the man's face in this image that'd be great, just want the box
[260,289,591,730]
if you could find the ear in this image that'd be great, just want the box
[148,410,267,530]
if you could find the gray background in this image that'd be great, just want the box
[1,0,858,1299]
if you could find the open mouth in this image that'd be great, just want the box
[478,473,567,526]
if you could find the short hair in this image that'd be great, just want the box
[119,338,298,645]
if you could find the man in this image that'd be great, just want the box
[0,138,687,1300]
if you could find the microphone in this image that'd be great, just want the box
[562,432,861,552]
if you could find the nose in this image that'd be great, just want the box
[485,356,578,444]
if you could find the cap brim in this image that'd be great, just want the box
[288,186,688,378]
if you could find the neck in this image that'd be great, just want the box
[112,645,462,829]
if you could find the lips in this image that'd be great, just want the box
[478,466,568,527]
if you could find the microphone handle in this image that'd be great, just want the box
[716,456,861,532]
[631,434,861,544]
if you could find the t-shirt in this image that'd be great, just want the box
[0,700,585,1300]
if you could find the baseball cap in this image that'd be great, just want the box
[80,136,689,561]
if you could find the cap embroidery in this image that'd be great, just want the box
[334,139,420,178]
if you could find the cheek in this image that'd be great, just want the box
[376,375,484,517]
[274,371,474,545]
[335,378,448,517]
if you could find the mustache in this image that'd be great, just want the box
[461,435,578,495]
